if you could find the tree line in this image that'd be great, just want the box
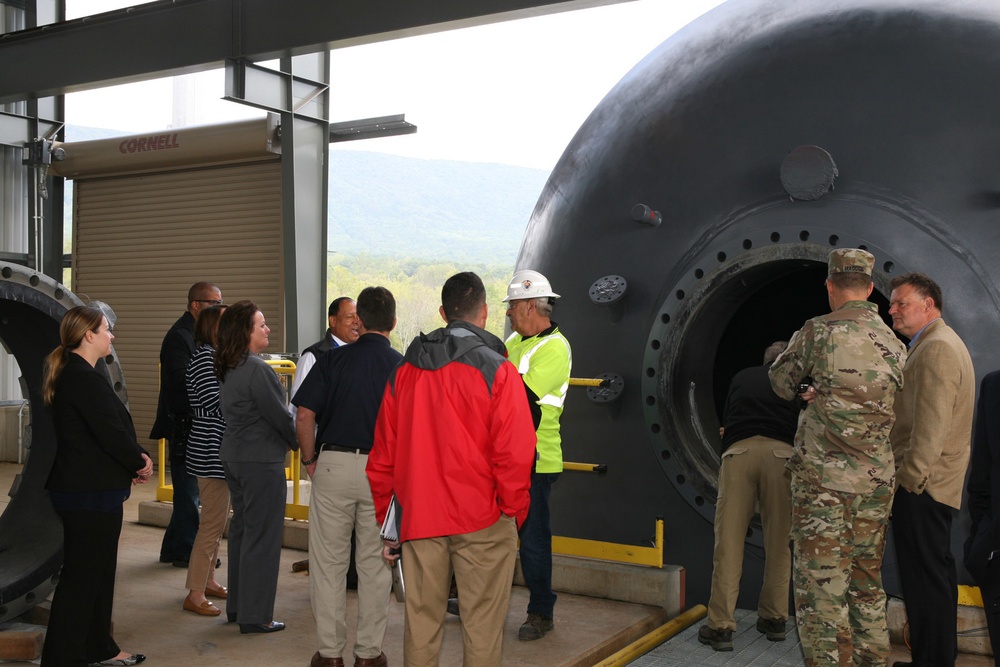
[327,253,515,351]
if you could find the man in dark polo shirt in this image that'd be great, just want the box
[699,341,800,651]
[293,286,401,667]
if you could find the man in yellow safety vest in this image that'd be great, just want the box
[503,269,572,642]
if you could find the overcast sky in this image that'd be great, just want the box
[65,0,726,170]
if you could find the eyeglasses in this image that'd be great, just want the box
[194,299,224,305]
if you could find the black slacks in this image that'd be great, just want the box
[223,460,286,625]
[41,508,123,667]
[891,488,958,667]
[980,567,1000,661]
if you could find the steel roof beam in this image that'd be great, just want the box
[0,0,628,104]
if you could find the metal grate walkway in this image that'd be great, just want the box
[630,609,806,667]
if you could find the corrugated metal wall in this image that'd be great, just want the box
[72,160,284,446]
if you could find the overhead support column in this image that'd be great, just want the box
[224,55,330,353]
[279,52,330,354]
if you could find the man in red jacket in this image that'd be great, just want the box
[367,271,536,667]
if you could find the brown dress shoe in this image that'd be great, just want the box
[205,585,228,599]
[353,652,387,667]
[310,651,345,667]
[183,597,221,616]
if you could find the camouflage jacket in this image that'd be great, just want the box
[768,300,906,494]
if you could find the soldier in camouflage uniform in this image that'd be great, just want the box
[769,249,906,667]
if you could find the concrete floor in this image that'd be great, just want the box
[2,460,994,666]
[0,463,666,666]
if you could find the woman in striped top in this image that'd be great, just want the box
[182,304,229,616]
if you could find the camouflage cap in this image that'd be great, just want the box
[828,248,875,276]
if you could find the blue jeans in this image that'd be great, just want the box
[160,449,200,563]
[518,471,559,617]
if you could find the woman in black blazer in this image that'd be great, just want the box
[41,305,153,667]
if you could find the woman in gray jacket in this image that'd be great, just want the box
[215,300,297,634]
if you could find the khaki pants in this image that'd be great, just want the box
[706,436,793,630]
[185,477,230,592]
[310,449,391,661]
[402,515,518,667]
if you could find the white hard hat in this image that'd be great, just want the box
[502,269,561,302]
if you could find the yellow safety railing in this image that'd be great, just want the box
[563,462,607,473]
[266,359,309,521]
[564,376,664,566]
[563,376,611,474]
[156,357,308,520]
[553,518,664,568]
[568,377,606,387]
[159,362,662,569]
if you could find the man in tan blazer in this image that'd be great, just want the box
[888,272,975,667]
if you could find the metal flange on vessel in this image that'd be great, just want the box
[519,0,1000,604]
[0,262,127,622]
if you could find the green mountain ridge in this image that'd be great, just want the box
[329,151,547,265]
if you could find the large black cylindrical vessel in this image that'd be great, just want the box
[518,0,1000,607]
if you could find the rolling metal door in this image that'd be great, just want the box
[72,160,284,446]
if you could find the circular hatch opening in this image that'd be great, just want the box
[643,243,894,534]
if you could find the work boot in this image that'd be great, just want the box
[756,616,786,641]
[697,624,733,651]
[517,613,554,641]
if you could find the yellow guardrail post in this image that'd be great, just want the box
[153,362,173,502]
[155,357,309,519]
[156,437,171,502]
[290,449,301,506]
[265,358,309,521]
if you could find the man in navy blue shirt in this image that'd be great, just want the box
[293,286,401,667]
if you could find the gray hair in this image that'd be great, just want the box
[534,297,554,318]
[763,341,788,364]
